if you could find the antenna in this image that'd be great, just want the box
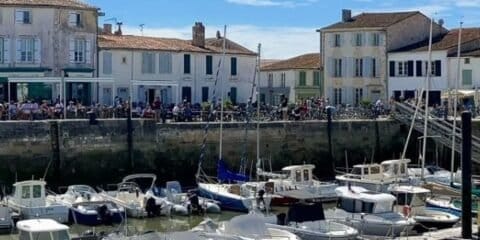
[139,24,145,36]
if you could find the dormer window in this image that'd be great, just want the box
[15,10,31,24]
[68,12,82,27]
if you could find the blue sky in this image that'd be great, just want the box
[86,0,480,59]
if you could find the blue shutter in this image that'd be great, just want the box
[363,57,371,77]
[341,57,347,78]
[327,57,334,77]
[3,38,10,64]
[33,38,40,64]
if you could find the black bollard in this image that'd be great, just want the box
[327,107,335,179]
[127,110,134,172]
[461,111,472,239]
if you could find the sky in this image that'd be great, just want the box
[86,0,480,59]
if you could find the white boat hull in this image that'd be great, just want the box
[9,203,69,223]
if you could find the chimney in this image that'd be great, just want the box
[342,9,352,22]
[114,22,123,36]
[103,23,112,35]
[216,30,221,39]
[192,22,205,48]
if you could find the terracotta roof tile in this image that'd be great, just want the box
[98,35,256,56]
[393,28,480,52]
[261,53,321,71]
[322,11,419,30]
[0,0,98,10]
[458,49,480,57]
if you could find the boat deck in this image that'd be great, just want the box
[359,224,479,240]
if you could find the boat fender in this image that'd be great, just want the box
[276,213,286,225]
[403,205,411,217]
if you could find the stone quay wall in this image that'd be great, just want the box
[0,119,474,188]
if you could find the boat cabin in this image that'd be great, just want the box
[12,180,46,208]
[17,219,70,240]
[390,185,430,208]
[348,164,382,180]
[346,159,410,181]
[281,164,315,184]
[381,159,410,179]
[336,186,396,214]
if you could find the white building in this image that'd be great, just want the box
[98,23,257,106]
[260,53,322,105]
[388,28,480,105]
[0,0,101,104]
[320,10,446,106]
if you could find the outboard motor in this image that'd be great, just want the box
[145,197,158,217]
[188,191,204,215]
[97,204,113,225]
[276,213,287,226]
[256,189,266,211]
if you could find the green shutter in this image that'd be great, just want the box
[463,69,473,85]
[299,71,306,86]
[313,71,320,86]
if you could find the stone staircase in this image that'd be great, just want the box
[392,102,480,164]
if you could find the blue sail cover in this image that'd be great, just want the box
[217,159,249,183]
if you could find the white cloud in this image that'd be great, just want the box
[123,25,319,59]
[225,0,316,8]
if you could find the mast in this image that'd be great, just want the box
[421,16,434,180]
[219,25,227,161]
[451,22,463,184]
[256,44,261,170]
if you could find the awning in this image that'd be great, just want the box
[0,77,7,83]
[441,89,476,99]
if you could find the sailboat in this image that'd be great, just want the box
[196,26,271,212]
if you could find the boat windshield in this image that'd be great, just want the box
[52,230,70,240]
[350,167,362,175]
[337,197,375,214]
[26,230,69,240]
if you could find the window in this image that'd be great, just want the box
[372,33,380,46]
[31,232,51,240]
[202,87,209,102]
[121,56,127,64]
[303,169,309,181]
[338,198,355,212]
[295,170,302,182]
[355,88,363,105]
[372,58,377,77]
[102,52,112,75]
[184,54,191,74]
[21,186,30,199]
[355,33,362,46]
[268,73,273,87]
[424,60,441,76]
[299,71,306,86]
[32,185,41,198]
[334,88,342,105]
[68,12,82,27]
[465,58,470,64]
[15,10,31,24]
[370,166,380,174]
[0,38,3,64]
[362,201,375,213]
[463,69,473,85]
[313,71,320,86]
[280,72,286,87]
[73,38,86,63]
[18,38,34,63]
[396,193,413,206]
[397,61,407,76]
[334,58,342,77]
[231,57,237,76]
[206,55,213,75]
[334,34,341,47]
[355,58,363,77]
[141,52,155,74]
[159,52,172,74]
[52,230,70,240]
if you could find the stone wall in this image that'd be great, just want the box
[0,119,475,189]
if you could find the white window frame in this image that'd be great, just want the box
[19,38,34,63]
[398,61,407,77]
[68,12,82,27]
[74,39,86,63]
[355,58,363,77]
[372,33,380,46]
[15,9,31,24]
[355,33,362,47]
[424,61,436,76]
[334,58,342,77]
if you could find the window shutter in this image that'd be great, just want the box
[369,33,374,46]
[68,12,76,26]
[416,60,422,76]
[361,33,366,47]
[33,38,40,64]
[341,57,347,78]
[435,60,441,77]
[389,61,395,77]
[351,34,356,46]
[327,57,333,77]
[340,34,345,47]
[328,35,333,47]
[167,53,172,73]
[103,52,112,75]
[375,58,381,77]
[85,40,91,64]
[407,60,414,77]
[363,57,371,77]
[16,39,22,63]
[69,38,75,63]
[379,33,385,46]
[15,11,23,23]
[3,38,10,64]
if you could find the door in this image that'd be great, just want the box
[202,87,209,103]
[102,88,112,106]
[148,89,155,105]
[230,87,237,105]
[182,87,191,103]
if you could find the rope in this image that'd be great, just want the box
[196,57,224,183]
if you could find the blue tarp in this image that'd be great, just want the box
[217,159,249,183]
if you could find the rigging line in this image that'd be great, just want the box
[196,55,224,182]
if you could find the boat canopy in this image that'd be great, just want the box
[282,164,315,172]
[389,185,430,194]
[287,202,325,223]
[336,186,396,213]
[217,159,249,183]
[336,186,396,203]
[16,219,69,232]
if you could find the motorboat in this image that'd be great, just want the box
[408,165,452,186]
[257,164,338,205]
[426,195,478,217]
[151,181,221,214]
[336,159,411,192]
[17,219,72,240]
[0,206,13,233]
[47,185,125,226]
[192,214,301,240]
[5,180,68,223]
[99,174,187,217]
[263,202,358,240]
[389,185,459,229]
[324,186,416,237]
